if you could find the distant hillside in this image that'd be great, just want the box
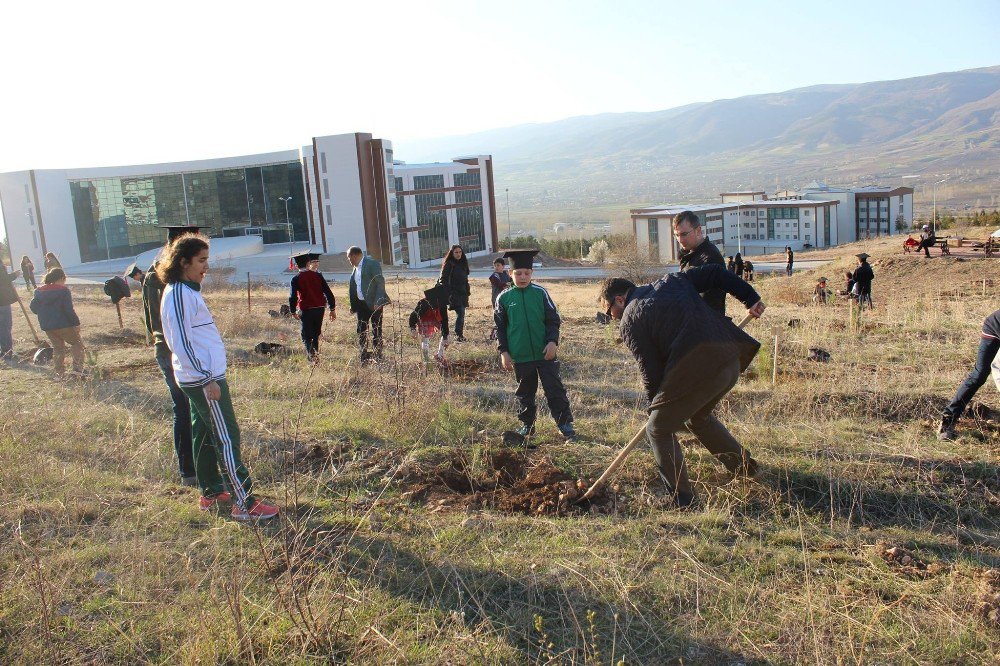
[396,66,1000,225]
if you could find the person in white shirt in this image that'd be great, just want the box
[159,234,279,522]
[347,246,390,362]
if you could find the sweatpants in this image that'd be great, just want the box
[156,351,195,480]
[513,360,573,427]
[181,379,255,510]
[300,307,324,357]
[646,359,754,496]
[355,302,383,358]
[943,336,1000,425]
[45,326,85,375]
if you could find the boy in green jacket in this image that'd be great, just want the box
[495,249,576,444]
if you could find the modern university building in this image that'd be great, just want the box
[0,132,498,269]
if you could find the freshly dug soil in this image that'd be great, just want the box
[399,447,611,516]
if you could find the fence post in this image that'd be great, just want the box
[772,334,779,386]
[247,272,251,313]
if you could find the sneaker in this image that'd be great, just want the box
[198,491,232,511]
[232,499,280,521]
[455,335,466,343]
[558,423,578,441]
[937,420,957,441]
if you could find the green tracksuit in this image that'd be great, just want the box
[181,379,255,508]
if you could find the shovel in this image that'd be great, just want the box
[577,312,756,502]
[15,292,50,357]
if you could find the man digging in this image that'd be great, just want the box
[598,264,765,508]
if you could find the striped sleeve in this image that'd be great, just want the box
[162,284,213,384]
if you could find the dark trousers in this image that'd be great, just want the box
[300,307,324,357]
[514,360,573,427]
[23,270,36,291]
[355,302,383,357]
[918,239,933,257]
[0,305,12,358]
[452,305,466,337]
[646,359,754,496]
[156,352,196,480]
[943,336,1000,424]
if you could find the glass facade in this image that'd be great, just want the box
[766,207,798,240]
[453,171,485,253]
[647,218,659,261]
[395,176,408,264]
[70,161,308,263]
[416,191,448,263]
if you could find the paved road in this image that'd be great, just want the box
[60,254,828,287]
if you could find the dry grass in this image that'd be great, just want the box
[1,245,999,664]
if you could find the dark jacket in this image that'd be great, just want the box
[852,262,874,295]
[619,265,761,402]
[29,283,80,331]
[348,256,390,313]
[678,238,726,315]
[142,267,169,355]
[489,270,512,305]
[0,266,19,307]
[982,308,1000,340]
[440,259,471,309]
[408,300,449,338]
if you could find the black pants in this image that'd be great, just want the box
[918,239,934,257]
[646,359,754,496]
[300,307,324,357]
[452,305,466,337]
[355,302,383,357]
[514,360,573,427]
[943,336,1000,425]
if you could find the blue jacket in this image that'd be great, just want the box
[620,265,760,402]
[29,283,81,331]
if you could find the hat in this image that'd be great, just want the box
[291,251,320,268]
[922,224,929,229]
[501,249,540,270]
[124,262,143,279]
[423,284,447,308]
[856,253,870,260]
[817,276,827,282]
[159,225,202,242]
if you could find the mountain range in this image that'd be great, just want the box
[397,66,1000,226]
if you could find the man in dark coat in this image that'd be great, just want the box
[0,261,22,360]
[348,246,390,362]
[599,264,765,507]
[674,210,726,315]
[852,253,874,309]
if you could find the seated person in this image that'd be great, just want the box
[812,277,832,305]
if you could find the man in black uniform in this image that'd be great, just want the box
[599,266,765,507]
[674,210,726,315]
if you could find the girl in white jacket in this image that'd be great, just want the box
[159,235,278,521]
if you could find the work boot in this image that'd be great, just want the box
[558,423,578,442]
[937,418,957,441]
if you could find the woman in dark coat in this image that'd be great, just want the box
[20,255,36,291]
[439,245,470,341]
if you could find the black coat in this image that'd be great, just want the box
[620,265,761,402]
[678,238,726,315]
[852,262,874,295]
[440,260,470,309]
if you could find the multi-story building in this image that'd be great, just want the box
[0,133,497,269]
[631,183,912,262]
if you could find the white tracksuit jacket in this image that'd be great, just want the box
[160,280,227,387]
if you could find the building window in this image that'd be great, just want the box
[320,152,327,174]
[453,171,481,187]
[413,175,445,190]
[648,219,659,261]
[326,205,332,226]
[804,222,810,228]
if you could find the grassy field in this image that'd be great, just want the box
[2,241,1000,664]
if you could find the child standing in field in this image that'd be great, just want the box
[288,251,336,361]
[29,268,85,378]
[409,283,449,364]
[159,234,279,521]
[494,249,576,444]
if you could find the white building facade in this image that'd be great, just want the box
[631,184,912,263]
[0,133,497,269]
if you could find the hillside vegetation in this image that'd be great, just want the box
[1,242,1000,664]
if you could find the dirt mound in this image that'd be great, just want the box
[440,358,491,380]
[399,448,611,516]
[879,543,947,579]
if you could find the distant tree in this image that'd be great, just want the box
[586,239,610,264]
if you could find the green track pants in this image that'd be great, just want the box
[181,379,255,509]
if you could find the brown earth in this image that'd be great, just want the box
[399,448,612,516]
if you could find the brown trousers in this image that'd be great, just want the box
[45,326,84,375]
